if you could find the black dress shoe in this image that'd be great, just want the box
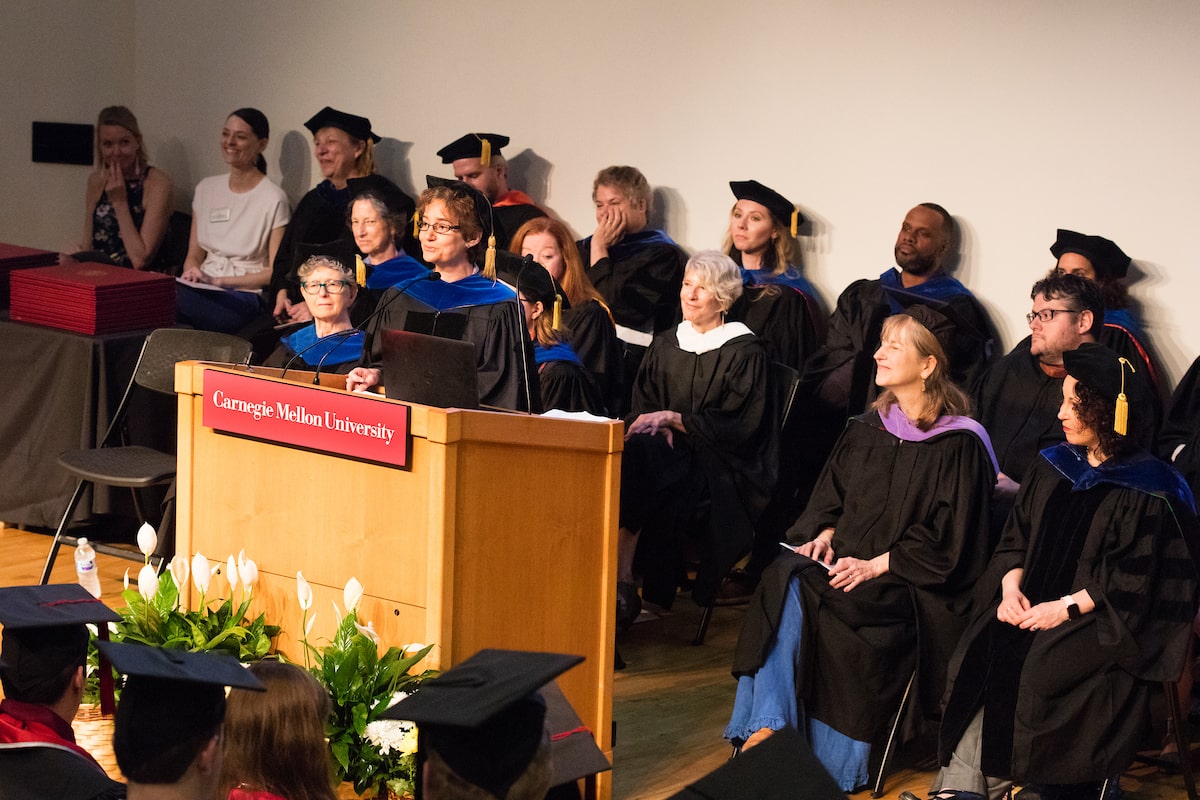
[616,581,642,632]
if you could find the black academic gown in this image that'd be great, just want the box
[267,181,355,304]
[493,203,545,253]
[561,299,623,418]
[729,284,824,374]
[972,336,1065,484]
[732,412,996,744]
[538,360,607,416]
[938,448,1200,784]
[624,325,777,607]
[367,275,539,412]
[1160,354,1200,497]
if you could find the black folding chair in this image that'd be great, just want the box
[39,328,251,583]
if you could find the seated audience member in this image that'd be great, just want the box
[517,259,607,415]
[973,272,1103,514]
[219,660,336,800]
[724,179,824,371]
[1161,353,1200,497]
[512,216,622,414]
[268,107,398,325]
[910,343,1199,800]
[726,306,997,792]
[1051,229,1164,418]
[176,108,291,333]
[577,166,688,416]
[617,251,777,627]
[100,641,264,800]
[76,105,171,270]
[346,182,538,412]
[0,585,125,800]
[263,253,364,374]
[380,648,607,800]
[348,175,425,292]
[438,132,545,249]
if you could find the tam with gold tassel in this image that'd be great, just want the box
[479,136,491,168]
[1114,357,1135,436]
[790,208,799,238]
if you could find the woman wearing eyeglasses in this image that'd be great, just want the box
[346,182,538,411]
[263,255,363,374]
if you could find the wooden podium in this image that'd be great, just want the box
[174,363,620,796]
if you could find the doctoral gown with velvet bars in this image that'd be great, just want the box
[731,412,996,744]
[938,446,1200,784]
[625,326,777,607]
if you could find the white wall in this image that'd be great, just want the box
[7,1,1200,386]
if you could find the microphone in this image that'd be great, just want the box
[281,271,441,381]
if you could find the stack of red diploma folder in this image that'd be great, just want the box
[9,261,176,334]
[0,242,58,308]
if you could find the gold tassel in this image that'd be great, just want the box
[1114,357,1135,436]
[790,208,799,238]
[355,254,367,287]
[480,137,491,168]
[483,235,496,278]
[412,213,419,238]
[552,294,562,330]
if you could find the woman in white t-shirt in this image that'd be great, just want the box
[177,108,291,332]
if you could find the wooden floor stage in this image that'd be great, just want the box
[0,523,1192,799]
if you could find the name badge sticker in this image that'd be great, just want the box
[210,207,232,223]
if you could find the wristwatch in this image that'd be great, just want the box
[1061,594,1081,620]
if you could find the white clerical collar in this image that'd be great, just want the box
[675,320,752,354]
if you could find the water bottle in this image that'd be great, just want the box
[75,537,101,598]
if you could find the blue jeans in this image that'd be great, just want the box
[724,576,871,791]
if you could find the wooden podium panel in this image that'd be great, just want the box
[174,363,620,797]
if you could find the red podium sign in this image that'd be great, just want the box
[202,370,411,468]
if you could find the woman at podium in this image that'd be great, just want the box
[346,182,538,412]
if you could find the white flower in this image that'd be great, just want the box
[137,523,157,559]
[364,719,418,756]
[192,553,211,594]
[123,568,130,591]
[401,642,427,655]
[227,555,239,593]
[137,564,159,601]
[168,554,190,592]
[296,571,313,610]
[305,611,317,638]
[238,557,258,591]
[343,577,364,614]
[354,619,380,644]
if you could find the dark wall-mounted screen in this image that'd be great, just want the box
[32,121,94,165]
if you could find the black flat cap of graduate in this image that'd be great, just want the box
[729,180,805,231]
[669,727,846,800]
[1063,341,1153,435]
[380,648,603,797]
[303,106,381,143]
[100,641,264,783]
[1050,228,1131,280]
[0,584,120,699]
[882,286,989,354]
[437,133,510,165]
[347,174,416,220]
[422,177,495,243]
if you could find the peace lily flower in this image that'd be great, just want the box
[192,553,211,595]
[137,523,157,564]
[344,577,364,614]
[296,571,313,610]
[227,554,239,594]
[137,564,159,602]
[169,554,190,592]
[305,611,317,638]
[238,557,258,592]
[402,643,427,656]
[123,568,130,592]
[354,619,380,645]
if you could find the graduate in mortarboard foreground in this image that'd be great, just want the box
[438,133,545,252]
[1050,228,1164,431]
[0,585,125,800]
[101,641,264,800]
[909,342,1200,800]
[516,258,607,415]
[379,648,609,800]
[346,181,539,412]
[577,166,688,417]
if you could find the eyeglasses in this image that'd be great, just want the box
[1025,308,1080,325]
[417,221,461,235]
[300,280,352,295]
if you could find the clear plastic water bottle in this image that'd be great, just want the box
[75,537,101,598]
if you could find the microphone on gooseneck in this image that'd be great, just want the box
[281,271,441,381]
[513,254,535,415]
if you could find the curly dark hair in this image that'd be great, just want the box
[1072,379,1137,459]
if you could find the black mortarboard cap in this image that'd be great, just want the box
[347,174,416,221]
[101,641,264,780]
[729,180,805,232]
[380,649,582,797]
[422,177,494,242]
[1050,229,1131,280]
[882,287,987,357]
[0,584,120,698]
[436,133,510,164]
[516,258,558,307]
[1063,341,1151,436]
[295,240,357,276]
[668,727,846,800]
[303,106,381,144]
[541,681,611,787]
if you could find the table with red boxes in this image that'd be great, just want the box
[0,246,176,529]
